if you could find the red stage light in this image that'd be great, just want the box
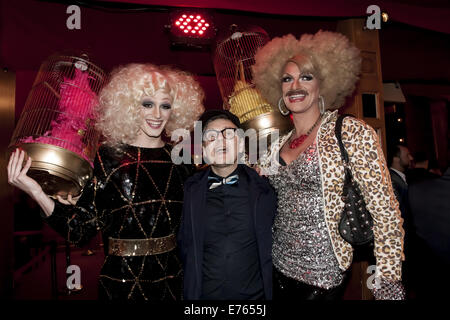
[169,10,216,47]
[173,13,212,36]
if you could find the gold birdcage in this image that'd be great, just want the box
[213,25,293,158]
[9,54,106,198]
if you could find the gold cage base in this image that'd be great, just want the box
[241,111,293,158]
[13,143,93,198]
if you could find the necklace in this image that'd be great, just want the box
[289,114,323,149]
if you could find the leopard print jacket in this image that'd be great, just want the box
[259,110,405,282]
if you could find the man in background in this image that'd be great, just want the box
[388,144,413,217]
[408,166,450,299]
[387,144,414,297]
[407,151,440,185]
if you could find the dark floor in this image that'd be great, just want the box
[13,225,104,300]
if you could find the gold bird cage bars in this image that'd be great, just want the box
[213,25,293,158]
[9,54,106,198]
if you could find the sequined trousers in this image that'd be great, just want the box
[269,142,345,291]
[273,266,349,300]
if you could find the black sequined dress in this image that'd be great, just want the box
[44,144,191,300]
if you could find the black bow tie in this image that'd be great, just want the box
[207,174,239,190]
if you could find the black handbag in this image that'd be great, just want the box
[335,114,374,252]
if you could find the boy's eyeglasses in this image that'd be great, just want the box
[203,128,237,142]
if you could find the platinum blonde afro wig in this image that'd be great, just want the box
[252,30,361,110]
[96,63,205,146]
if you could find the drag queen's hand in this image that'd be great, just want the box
[7,148,55,217]
[7,149,42,196]
[56,193,79,205]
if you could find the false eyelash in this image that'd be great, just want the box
[142,101,154,108]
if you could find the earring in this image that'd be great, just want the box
[319,95,325,114]
[278,97,290,116]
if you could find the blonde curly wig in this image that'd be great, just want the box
[96,63,205,146]
[252,30,361,110]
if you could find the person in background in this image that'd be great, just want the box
[388,145,413,212]
[407,151,440,185]
[408,166,450,299]
[387,145,418,299]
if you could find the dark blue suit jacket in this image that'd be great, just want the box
[408,168,450,264]
[177,165,276,300]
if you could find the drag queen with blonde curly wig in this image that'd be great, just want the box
[253,31,405,300]
[7,63,204,300]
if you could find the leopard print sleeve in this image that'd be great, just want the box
[342,117,405,282]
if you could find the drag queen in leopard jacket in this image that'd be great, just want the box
[253,31,405,300]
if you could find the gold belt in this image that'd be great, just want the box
[108,234,177,256]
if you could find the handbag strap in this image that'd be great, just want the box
[335,113,352,165]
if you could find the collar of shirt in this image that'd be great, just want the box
[390,167,407,185]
